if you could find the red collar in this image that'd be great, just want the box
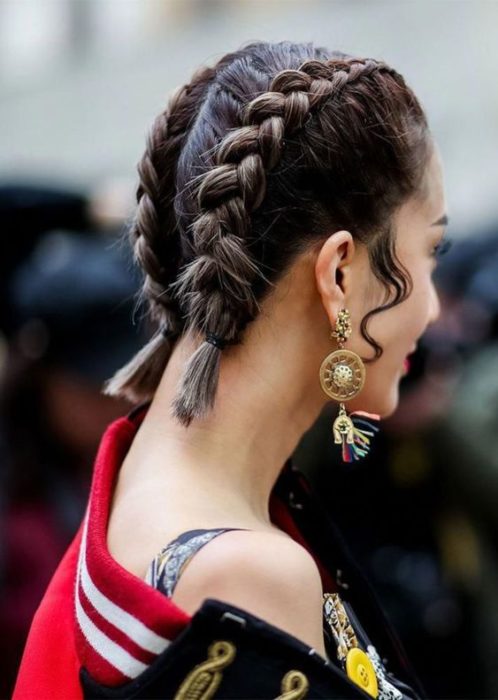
[74,404,335,686]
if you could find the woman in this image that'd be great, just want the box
[14,40,451,699]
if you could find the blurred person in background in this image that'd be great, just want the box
[429,228,498,698]
[0,184,144,697]
[297,228,498,699]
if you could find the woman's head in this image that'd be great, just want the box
[104,40,446,424]
[313,143,446,418]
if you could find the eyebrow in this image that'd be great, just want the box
[432,214,449,226]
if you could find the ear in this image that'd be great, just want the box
[314,230,355,327]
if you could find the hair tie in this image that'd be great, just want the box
[205,331,239,350]
[205,331,228,350]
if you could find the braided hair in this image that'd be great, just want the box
[103,41,432,427]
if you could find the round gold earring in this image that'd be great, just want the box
[319,308,379,463]
[319,307,365,402]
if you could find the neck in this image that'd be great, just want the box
[122,252,330,526]
[125,330,325,526]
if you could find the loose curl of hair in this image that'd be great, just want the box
[103,40,432,427]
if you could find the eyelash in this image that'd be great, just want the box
[432,235,453,258]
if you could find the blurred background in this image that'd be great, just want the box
[2,1,498,698]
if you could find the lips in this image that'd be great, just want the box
[403,347,417,374]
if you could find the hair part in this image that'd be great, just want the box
[103,40,432,426]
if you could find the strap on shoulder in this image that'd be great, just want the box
[145,527,249,597]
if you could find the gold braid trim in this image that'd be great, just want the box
[275,669,310,700]
[173,639,237,700]
[323,592,359,662]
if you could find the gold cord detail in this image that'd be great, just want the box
[173,639,237,700]
[275,669,310,699]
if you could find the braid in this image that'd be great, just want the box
[103,63,229,403]
[102,41,429,425]
[134,68,218,325]
[168,56,406,426]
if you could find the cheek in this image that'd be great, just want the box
[406,271,435,336]
[348,354,400,417]
[348,275,430,416]
[357,301,417,363]
[380,272,431,353]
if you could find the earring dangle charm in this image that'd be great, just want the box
[319,309,380,463]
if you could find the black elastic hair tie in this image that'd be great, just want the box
[205,331,227,350]
[205,331,239,350]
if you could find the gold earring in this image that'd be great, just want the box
[319,308,380,463]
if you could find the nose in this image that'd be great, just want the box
[428,281,442,326]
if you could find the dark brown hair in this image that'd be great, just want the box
[103,40,432,426]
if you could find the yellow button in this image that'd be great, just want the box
[345,648,378,698]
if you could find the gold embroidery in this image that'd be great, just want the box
[173,639,236,700]
[323,592,358,661]
[275,669,309,699]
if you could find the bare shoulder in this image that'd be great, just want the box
[171,529,326,655]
